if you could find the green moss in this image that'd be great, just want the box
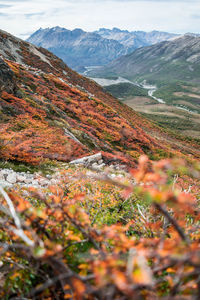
[0,159,60,175]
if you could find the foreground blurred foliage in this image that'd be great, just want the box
[0,156,199,299]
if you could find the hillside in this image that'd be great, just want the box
[90,35,200,139]
[0,30,200,299]
[1,29,200,171]
[27,27,178,71]
[91,35,200,83]
[0,29,168,168]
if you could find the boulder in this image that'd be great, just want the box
[0,172,4,181]
[70,152,102,165]
[16,174,26,182]
[7,173,17,184]
[24,178,33,185]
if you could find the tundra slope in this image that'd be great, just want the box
[0,29,199,169]
[0,29,159,167]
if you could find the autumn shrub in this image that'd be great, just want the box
[0,156,199,299]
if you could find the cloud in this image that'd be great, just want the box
[0,0,200,39]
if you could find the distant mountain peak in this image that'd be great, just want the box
[27,27,178,70]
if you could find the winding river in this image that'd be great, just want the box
[86,73,194,113]
[90,76,166,104]
[140,82,165,104]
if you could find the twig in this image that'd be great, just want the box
[154,203,190,244]
[63,239,88,250]
[27,273,73,297]
[0,187,34,247]
[27,270,94,297]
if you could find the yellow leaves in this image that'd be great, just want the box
[65,230,81,242]
[9,271,21,280]
[78,263,89,276]
[166,267,175,273]
[79,263,88,270]
[35,208,47,219]
[64,293,73,299]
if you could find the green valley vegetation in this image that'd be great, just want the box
[90,35,200,140]
[104,82,148,99]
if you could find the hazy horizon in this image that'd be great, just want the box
[0,0,200,39]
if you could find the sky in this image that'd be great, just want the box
[0,0,200,39]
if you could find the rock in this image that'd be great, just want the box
[0,181,12,187]
[98,163,106,169]
[0,173,4,181]
[31,180,39,187]
[117,174,124,178]
[70,152,102,165]
[92,162,98,168]
[24,178,33,185]
[39,179,49,186]
[16,174,26,182]
[50,179,58,185]
[110,174,116,179]
[7,173,17,184]
[93,163,105,171]
[98,159,103,165]
[1,169,9,177]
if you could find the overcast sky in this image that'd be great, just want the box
[0,0,200,39]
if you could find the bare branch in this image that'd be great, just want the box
[0,186,34,247]
[154,203,190,244]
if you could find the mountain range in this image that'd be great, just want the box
[94,35,200,84]
[27,27,178,71]
[95,27,178,51]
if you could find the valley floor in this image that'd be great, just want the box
[124,95,200,140]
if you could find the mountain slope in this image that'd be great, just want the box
[0,29,167,166]
[90,35,200,140]
[93,35,200,84]
[1,29,200,169]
